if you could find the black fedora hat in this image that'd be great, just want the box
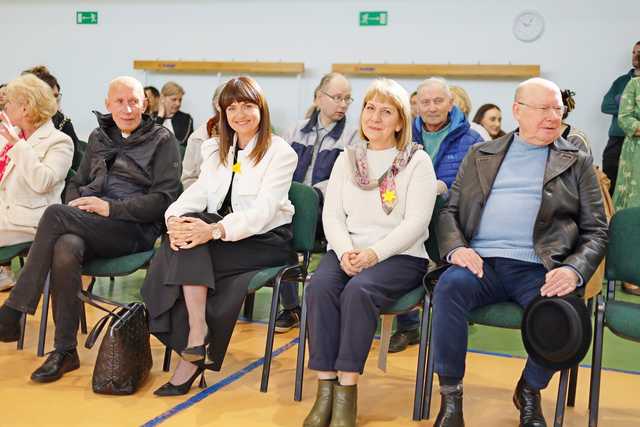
[521,294,592,370]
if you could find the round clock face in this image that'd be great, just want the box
[513,10,545,42]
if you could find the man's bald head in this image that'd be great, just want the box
[512,78,564,146]
[105,76,146,134]
[108,76,145,103]
[514,78,561,102]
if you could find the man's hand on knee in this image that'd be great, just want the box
[540,267,578,297]
[68,196,110,217]
[450,247,484,278]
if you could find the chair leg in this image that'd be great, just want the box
[421,294,435,420]
[108,276,115,293]
[294,285,308,402]
[37,274,51,357]
[243,293,255,321]
[553,369,570,427]
[17,312,27,350]
[79,302,88,335]
[567,364,578,407]
[162,346,172,372]
[588,296,605,427]
[260,279,282,393]
[413,305,430,421]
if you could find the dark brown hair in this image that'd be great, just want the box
[22,65,60,92]
[218,76,271,166]
[472,103,505,137]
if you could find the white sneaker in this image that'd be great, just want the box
[0,266,15,291]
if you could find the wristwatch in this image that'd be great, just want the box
[211,224,223,240]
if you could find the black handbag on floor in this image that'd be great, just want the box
[79,291,153,395]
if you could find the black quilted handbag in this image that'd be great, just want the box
[79,291,152,395]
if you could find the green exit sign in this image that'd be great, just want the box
[359,11,388,26]
[76,11,98,25]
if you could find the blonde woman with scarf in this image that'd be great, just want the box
[303,79,437,427]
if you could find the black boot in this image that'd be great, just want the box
[513,377,546,427]
[434,384,464,427]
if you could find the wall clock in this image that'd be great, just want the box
[513,10,545,43]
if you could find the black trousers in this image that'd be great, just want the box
[142,212,295,371]
[306,251,427,373]
[602,135,625,196]
[6,204,156,351]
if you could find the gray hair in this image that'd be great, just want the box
[108,76,145,102]
[417,77,452,98]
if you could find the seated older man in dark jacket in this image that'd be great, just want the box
[0,76,181,383]
[431,78,607,427]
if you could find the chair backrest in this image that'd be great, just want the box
[425,195,446,263]
[605,207,640,285]
[289,182,319,253]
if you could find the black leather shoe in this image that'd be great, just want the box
[31,349,80,383]
[434,388,464,427]
[0,319,20,342]
[513,377,547,427]
[388,328,420,353]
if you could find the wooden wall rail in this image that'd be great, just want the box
[332,63,540,78]
[133,60,305,75]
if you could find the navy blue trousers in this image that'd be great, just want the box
[307,251,427,373]
[431,257,556,390]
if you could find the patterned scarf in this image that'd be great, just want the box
[0,130,25,182]
[346,140,421,215]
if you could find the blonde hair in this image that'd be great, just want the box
[161,81,185,97]
[359,78,413,150]
[6,74,57,128]
[450,86,472,116]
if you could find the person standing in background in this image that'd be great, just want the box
[601,41,640,195]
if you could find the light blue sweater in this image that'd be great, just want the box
[470,135,549,264]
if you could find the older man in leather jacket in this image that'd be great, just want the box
[0,76,181,383]
[430,78,607,427]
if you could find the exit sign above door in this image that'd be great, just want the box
[76,11,98,25]
[359,11,388,26]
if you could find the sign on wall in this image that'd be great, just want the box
[359,11,387,26]
[76,11,98,25]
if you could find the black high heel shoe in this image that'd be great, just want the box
[180,344,207,367]
[154,366,207,397]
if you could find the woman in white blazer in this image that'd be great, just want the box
[0,74,73,289]
[142,76,298,396]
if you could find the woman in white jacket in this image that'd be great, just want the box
[0,74,73,290]
[141,76,298,396]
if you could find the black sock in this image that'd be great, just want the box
[0,304,22,325]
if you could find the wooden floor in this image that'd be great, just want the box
[0,293,638,427]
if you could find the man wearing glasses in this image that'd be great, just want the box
[273,72,359,334]
[390,77,483,354]
[429,78,607,427]
[0,76,181,384]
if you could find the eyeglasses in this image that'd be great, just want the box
[321,91,354,105]
[517,102,566,117]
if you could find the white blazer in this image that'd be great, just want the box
[165,134,297,242]
[0,119,73,232]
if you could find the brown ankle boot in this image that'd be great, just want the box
[329,384,357,427]
[303,379,337,427]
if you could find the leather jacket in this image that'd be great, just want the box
[437,132,608,282]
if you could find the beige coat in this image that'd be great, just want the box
[0,120,74,239]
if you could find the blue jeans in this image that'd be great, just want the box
[279,281,300,310]
[396,310,420,332]
[431,257,555,390]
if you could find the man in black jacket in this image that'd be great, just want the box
[430,78,607,427]
[0,76,181,383]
